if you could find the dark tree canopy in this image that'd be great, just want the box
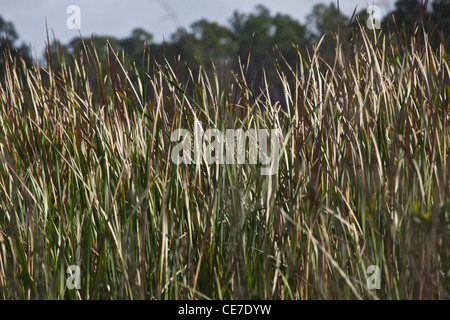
[0,16,32,77]
[2,1,450,84]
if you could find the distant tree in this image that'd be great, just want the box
[190,19,235,66]
[271,13,311,61]
[120,28,154,62]
[382,0,432,37]
[161,27,202,71]
[0,15,32,78]
[58,35,123,84]
[305,3,350,63]
[45,39,73,70]
[229,5,310,100]
[431,0,450,46]
[306,3,350,39]
[231,5,273,61]
[349,1,448,51]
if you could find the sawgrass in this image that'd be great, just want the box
[0,21,449,299]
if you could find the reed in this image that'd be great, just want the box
[0,20,448,299]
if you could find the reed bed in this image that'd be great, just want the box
[0,22,449,299]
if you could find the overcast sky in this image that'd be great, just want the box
[1,0,395,59]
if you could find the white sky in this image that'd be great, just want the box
[0,0,395,59]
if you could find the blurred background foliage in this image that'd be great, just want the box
[2,1,450,94]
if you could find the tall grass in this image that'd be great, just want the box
[0,21,449,300]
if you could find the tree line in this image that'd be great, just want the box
[1,0,450,92]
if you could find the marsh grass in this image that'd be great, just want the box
[0,20,449,299]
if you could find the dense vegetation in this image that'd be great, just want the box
[0,0,449,299]
[2,1,450,90]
